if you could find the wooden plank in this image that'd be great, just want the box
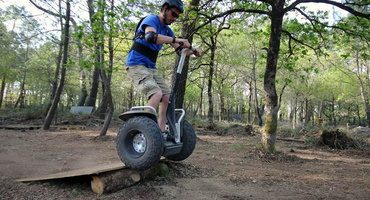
[16,162,126,182]
[276,137,305,143]
[55,125,86,130]
[0,125,42,130]
[0,125,86,131]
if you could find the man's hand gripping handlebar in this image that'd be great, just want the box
[176,42,202,57]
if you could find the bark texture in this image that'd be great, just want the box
[91,162,167,194]
[262,0,285,153]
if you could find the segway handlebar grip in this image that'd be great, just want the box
[176,42,198,56]
[189,46,197,54]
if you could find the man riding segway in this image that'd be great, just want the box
[126,0,201,136]
[117,0,202,170]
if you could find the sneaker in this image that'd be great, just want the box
[162,130,176,143]
[166,134,176,143]
[162,130,169,140]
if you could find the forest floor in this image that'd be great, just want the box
[0,115,370,200]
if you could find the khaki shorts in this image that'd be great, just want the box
[126,65,171,99]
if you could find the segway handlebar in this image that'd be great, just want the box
[176,42,198,74]
[177,42,198,54]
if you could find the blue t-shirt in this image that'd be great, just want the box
[126,14,175,69]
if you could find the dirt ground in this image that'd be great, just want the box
[0,118,369,200]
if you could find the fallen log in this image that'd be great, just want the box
[276,137,305,143]
[91,162,167,194]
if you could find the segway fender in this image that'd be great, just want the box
[118,111,157,122]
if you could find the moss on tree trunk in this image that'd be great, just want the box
[262,113,277,153]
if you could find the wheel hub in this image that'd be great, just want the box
[132,133,146,153]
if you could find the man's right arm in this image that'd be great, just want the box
[144,26,190,48]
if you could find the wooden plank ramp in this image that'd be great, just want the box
[16,162,126,182]
[0,125,42,130]
[16,160,167,194]
[54,125,86,130]
[0,125,86,131]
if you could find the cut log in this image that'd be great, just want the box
[91,162,167,194]
[91,171,140,195]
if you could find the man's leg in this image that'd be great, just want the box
[158,94,170,131]
[127,66,168,130]
[147,91,163,113]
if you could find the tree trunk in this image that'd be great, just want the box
[262,0,285,153]
[91,162,167,194]
[91,171,141,195]
[248,40,262,126]
[28,0,77,111]
[355,50,370,127]
[197,79,205,118]
[0,75,6,108]
[44,3,63,115]
[356,104,361,126]
[219,92,226,121]
[43,0,71,130]
[175,0,200,109]
[94,0,109,119]
[318,100,323,119]
[85,0,101,108]
[95,82,107,118]
[304,98,309,126]
[292,97,297,129]
[13,73,26,109]
[331,96,336,126]
[77,72,88,106]
[247,80,252,123]
[77,38,88,106]
[14,42,30,109]
[207,48,215,128]
[252,63,262,126]
[100,0,114,137]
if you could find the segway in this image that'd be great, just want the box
[116,46,197,170]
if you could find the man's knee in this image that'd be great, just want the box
[149,91,163,101]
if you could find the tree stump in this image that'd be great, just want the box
[91,162,167,194]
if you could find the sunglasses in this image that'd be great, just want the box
[169,9,179,19]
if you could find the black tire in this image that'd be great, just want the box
[165,120,196,161]
[116,116,163,170]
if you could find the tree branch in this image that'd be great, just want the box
[285,0,370,20]
[195,8,269,33]
[29,0,77,26]
[294,6,369,41]
[281,29,321,55]
[295,7,326,42]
